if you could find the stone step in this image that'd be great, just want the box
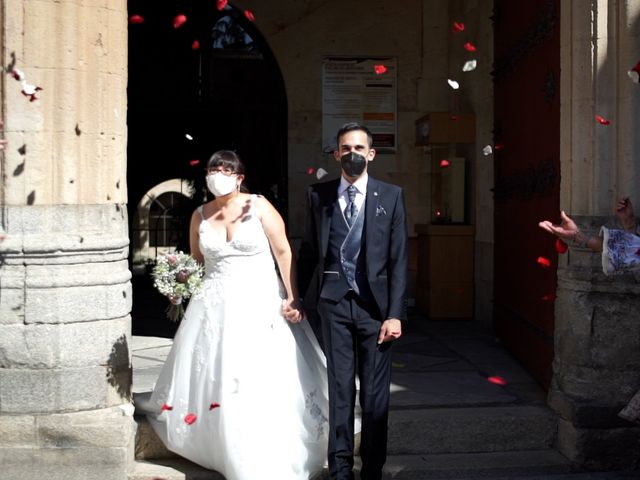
[387,405,557,454]
[134,404,557,460]
[128,459,224,480]
[129,450,571,480]
[381,450,572,479]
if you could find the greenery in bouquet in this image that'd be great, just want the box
[152,251,204,321]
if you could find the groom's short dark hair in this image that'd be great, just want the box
[336,123,373,149]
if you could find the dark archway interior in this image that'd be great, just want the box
[127,1,287,336]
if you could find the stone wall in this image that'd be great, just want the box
[0,1,134,479]
[552,0,640,470]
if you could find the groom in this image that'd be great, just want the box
[298,122,408,480]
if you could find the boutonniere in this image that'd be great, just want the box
[376,204,387,216]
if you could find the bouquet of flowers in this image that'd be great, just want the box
[152,251,204,321]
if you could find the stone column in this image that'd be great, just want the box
[0,2,134,480]
[551,0,640,470]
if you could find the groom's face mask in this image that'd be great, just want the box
[340,152,368,177]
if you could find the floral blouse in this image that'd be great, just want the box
[600,227,640,275]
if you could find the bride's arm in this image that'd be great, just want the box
[189,209,204,264]
[255,196,304,323]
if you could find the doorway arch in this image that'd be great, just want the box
[127,1,287,336]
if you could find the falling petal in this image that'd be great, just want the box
[464,42,477,52]
[595,114,611,125]
[452,21,465,33]
[184,413,197,425]
[462,59,477,72]
[435,209,442,218]
[307,167,315,175]
[244,10,255,22]
[10,68,25,81]
[316,167,328,180]
[216,0,228,11]
[189,159,201,166]
[555,238,568,254]
[160,403,173,412]
[482,145,493,156]
[541,294,557,301]
[537,256,551,268]
[447,79,460,90]
[209,402,221,410]
[439,159,450,168]
[494,143,504,151]
[185,133,193,140]
[627,61,640,83]
[129,15,145,24]
[450,115,459,121]
[173,14,187,29]
[487,376,507,386]
[373,64,388,75]
[191,40,200,50]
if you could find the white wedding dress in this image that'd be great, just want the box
[147,197,329,479]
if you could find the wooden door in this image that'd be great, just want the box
[493,0,560,388]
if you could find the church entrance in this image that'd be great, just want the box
[126,1,287,336]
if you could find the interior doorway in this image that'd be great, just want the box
[127,1,287,336]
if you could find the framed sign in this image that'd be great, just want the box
[322,57,397,153]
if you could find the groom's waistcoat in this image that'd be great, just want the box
[320,201,372,302]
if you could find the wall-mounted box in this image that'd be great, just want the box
[415,112,475,145]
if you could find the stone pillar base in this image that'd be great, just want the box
[0,406,135,480]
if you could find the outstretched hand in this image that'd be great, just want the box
[538,211,579,242]
[615,197,635,231]
[378,318,402,344]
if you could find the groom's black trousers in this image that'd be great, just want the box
[318,292,392,480]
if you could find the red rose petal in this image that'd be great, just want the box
[209,402,221,410]
[439,159,450,168]
[160,403,173,412]
[452,21,465,33]
[184,413,197,425]
[537,256,551,268]
[494,143,504,151]
[541,293,557,301]
[463,42,477,52]
[450,115,459,121]
[307,167,315,175]
[244,10,255,22]
[173,14,187,29]
[216,0,228,11]
[191,40,200,50]
[189,159,201,166]
[129,15,145,25]
[595,114,610,125]
[555,238,568,254]
[373,64,388,75]
[487,376,507,386]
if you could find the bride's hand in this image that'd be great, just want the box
[282,298,305,323]
[538,211,579,242]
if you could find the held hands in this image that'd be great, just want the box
[378,318,402,344]
[281,298,305,324]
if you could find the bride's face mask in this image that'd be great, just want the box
[206,171,238,197]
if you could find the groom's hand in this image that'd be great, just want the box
[378,318,402,344]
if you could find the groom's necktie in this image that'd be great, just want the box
[344,185,358,227]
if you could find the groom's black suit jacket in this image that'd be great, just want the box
[298,176,408,321]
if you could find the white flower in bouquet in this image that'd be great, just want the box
[152,251,204,321]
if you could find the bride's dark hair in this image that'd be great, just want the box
[206,150,249,193]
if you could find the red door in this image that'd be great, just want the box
[493,0,560,388]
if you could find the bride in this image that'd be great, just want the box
[146,150,330,479]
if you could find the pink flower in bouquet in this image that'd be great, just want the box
[166,254,178,265]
